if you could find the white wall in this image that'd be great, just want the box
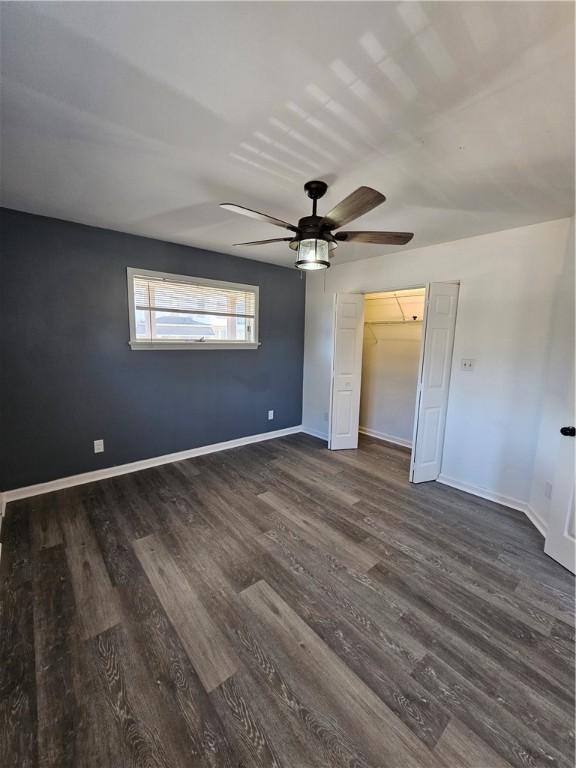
[303,217,573,514]
[360,321,422,446]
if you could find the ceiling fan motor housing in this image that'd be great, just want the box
[289,215,337,251]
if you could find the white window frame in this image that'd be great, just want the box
[127,267,260,351]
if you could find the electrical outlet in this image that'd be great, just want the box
[545,481,553,500]
[323,411,329,422]
[267,410,274,421]
[94,439,104,454]
[461,358,474,371]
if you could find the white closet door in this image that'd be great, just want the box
[329,293,364,450]
[544,379,575,574]
[410,282,459,483]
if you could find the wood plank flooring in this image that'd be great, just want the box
[0,434,574,767]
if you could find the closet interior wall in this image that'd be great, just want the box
[360,289,425,447]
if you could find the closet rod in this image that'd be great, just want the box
[365,320,422,324]
[365,294,425,302]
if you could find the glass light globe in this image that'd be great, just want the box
[295,238,330,270]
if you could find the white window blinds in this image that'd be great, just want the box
[128,269,259,349]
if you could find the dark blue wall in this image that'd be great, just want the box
[0,208,305,490]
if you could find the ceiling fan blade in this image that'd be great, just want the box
[322,187,386,229]
[335,231,414,245]
[220,203,298,232]
[234,238,294,246]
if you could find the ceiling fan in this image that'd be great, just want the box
[221,180,413,270]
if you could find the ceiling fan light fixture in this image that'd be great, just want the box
[295,238,331,270]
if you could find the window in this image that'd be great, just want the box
[127,268,259,350]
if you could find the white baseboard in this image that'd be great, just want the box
[437,474,547,536]
[2,425,302,506]
[301,426,328,441]
[302,426,412,449]
[359,427,412,449]
[0,493,5,563]
[1,428,548,546]
[522,505,548,538]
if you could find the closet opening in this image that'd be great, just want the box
[360,288,426,463]
[328,282,460,483]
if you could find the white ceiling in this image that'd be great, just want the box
[1,1,574,267]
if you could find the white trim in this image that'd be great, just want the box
[0,493,5,566]
[523,505,548,538]
[437,474,548,536]
[3,426,302,505]
[129,341,259,351]
[1,429,548,546]
[127,266,260,351]
[301,427,328,441]
[359,427,412,449]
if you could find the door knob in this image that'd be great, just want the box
[560,426,576,437]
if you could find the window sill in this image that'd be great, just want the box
[129,341,260,351]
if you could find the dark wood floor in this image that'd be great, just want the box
[1,434,574,768]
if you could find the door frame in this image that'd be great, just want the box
[543,370,575,574]
[328,279,460,483]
